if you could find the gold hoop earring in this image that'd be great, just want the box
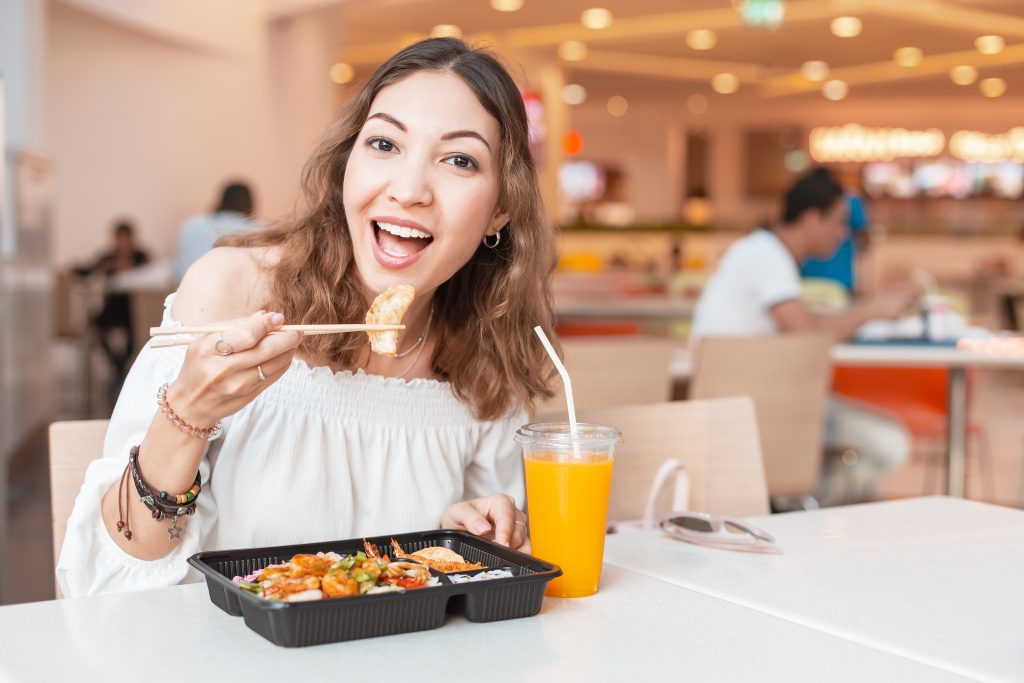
[483,230,501,249]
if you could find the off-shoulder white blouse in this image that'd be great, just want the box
[56,295,527,598]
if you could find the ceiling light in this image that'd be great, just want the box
[686,93,709,114]
[830,16,862,38]
[581,8,613,30]
[822,79,849,100]
[328,62,354,84]
[950,65,978,85]
[894,47,923,68]
[739,0,785,30]
[561,84,588,105]
[980,77,1006,97]
[490,0,524,11]
[431,24,462,39]
[975,35,1004,55]
[800,60,829,82]
[607,95,629,116]
[686,29,717,50]
[711,73,740,94]
[558,40,589,61]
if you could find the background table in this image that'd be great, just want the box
[604,496,1024,683]
[673,343,1024,497]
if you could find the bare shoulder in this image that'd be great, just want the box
[173,247,278,324]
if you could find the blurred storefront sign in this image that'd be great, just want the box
[810,123,1024,163]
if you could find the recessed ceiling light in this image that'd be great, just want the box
[894,47,923,68]
[431,24,462,39]
[975,35,1004,55]
[800,60,829,81]
[830,16,862,38]
[581,8,613,30]
[561,84,588,105]
[686,93,709,114]
[711,73,740,94]
[607,95,629,116]
[558,40,589,61]
[980,77,1006,97]
[490,0,524,11]
[329,62,354,84]
[822,79,849,100]
[686,29,717,50]
[950,65,978,85]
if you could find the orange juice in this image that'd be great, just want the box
[525,452,614,598]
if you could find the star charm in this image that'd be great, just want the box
[168,521,183,540]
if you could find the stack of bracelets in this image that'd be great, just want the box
[115,383,211,542]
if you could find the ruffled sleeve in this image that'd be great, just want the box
[463,409,528,508]
[56,295,219,597]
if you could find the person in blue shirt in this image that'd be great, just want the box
[800,192,869,292]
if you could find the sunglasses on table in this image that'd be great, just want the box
[657,511,780,554]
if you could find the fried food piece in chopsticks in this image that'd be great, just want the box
[366,284,415,356]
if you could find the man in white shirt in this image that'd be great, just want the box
[692,167,922,506]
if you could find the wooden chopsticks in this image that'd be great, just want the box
[148,324,404,349]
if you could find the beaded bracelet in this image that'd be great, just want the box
[156,383,222,440]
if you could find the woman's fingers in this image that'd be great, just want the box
[204,311,282,356]
[442,501,493,537]
[488,494,518,547]
[510,508,529,550]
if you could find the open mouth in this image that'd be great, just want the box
[373,220,434,258]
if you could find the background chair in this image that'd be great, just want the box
[534,335,675,418]
[48,419,109,598]
[832,366,991,498]
[688,334,833,502]
[581,398,770,522]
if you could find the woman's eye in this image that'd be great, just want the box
[445,155,477,170]
[368,138,396,153]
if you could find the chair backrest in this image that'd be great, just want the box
[534,336,675,418]
[49,420,109,597]
[581,398,770,521]
[130,290,172,359]
[689,334,833,497]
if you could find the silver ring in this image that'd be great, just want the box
[215,332,234,356]
[256,364,266,382]
[514,520,527,528]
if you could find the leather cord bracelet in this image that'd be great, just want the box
[116,446,201,542]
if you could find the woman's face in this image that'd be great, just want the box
[344,70,508,298]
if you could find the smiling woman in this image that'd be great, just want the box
[56,38,559,598]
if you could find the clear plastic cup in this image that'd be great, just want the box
[515,422,621,598]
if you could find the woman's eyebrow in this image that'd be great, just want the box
[367,113,491,152]
[441,130,491,152]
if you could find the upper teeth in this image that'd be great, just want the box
[377,221,430,239]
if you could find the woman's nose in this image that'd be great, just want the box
[386,158,433,207]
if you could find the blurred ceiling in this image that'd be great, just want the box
[271,0,1024,101]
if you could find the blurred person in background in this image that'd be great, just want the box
[800,169,870,295]
[691,166,924,507]
[174,182,258,285]
[74,220,150,381]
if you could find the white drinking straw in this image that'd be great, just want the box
[533,326,581,458]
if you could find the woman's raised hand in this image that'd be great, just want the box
[165,311,302,428]
[441,493,529,550]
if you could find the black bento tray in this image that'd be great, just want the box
[187,529,562,647]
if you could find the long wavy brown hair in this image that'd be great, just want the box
[220,38,557,420]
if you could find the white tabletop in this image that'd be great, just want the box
[0,565,968,682]
[604,497,1024,683]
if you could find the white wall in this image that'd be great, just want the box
[48,2,301,265]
